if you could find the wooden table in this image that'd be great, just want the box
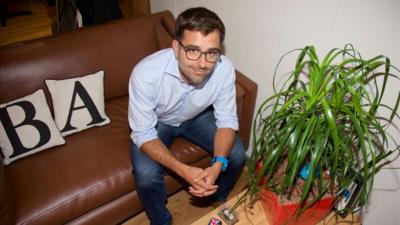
[191,191,361,225]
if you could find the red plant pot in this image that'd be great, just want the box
[259,189,334,225]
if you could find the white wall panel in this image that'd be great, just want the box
[150,1,400,224]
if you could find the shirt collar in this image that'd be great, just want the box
[165,49,181,79]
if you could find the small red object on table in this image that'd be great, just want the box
[208,217,222,225]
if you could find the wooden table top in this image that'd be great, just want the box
[191,190,361,225]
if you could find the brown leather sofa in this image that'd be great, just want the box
[0,11,257,225]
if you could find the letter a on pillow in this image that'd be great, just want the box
[45,70,110,136]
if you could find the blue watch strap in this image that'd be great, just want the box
[211,156,228,171]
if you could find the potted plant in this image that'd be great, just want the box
[242,44,400,225]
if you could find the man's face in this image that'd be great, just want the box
[172,30,221,85]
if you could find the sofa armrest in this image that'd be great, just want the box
[235,70,258,150]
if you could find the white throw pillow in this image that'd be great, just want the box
[45,70,110,136]
[0,89,66,165]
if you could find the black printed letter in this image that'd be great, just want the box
[61,81,106,133]
[0,101,51,158]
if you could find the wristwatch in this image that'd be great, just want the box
[211,156,228,171]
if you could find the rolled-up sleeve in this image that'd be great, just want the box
[128,67,159,148]
[213,65,239,131]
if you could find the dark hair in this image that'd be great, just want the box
[175,7,225,43]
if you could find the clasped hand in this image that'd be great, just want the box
[184,166,221,197]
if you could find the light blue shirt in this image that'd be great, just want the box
[128,48,238,148]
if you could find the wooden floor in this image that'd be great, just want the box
[122,167,361,225]
[0,0,52,47]
[122,169,249,225]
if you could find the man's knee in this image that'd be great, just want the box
[134,166,164,190]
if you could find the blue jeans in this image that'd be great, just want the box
[130,109,246,225]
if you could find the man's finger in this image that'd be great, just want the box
[189,186,204,197]
[194,170,209,183]
[196,180,218,191]
[190,185,206,194]
[203,189,217,196]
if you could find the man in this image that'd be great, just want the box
[128,7,245,225]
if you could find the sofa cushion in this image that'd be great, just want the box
[45,71,110,136]
[0,89,65,165]
[7,97,132,225]
[7,96,210,225]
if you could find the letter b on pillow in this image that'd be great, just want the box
[45,71,110,136]
[0,89,65,164]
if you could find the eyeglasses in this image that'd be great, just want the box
[178,41,221,63]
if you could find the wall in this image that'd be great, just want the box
[150,0,400,224]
